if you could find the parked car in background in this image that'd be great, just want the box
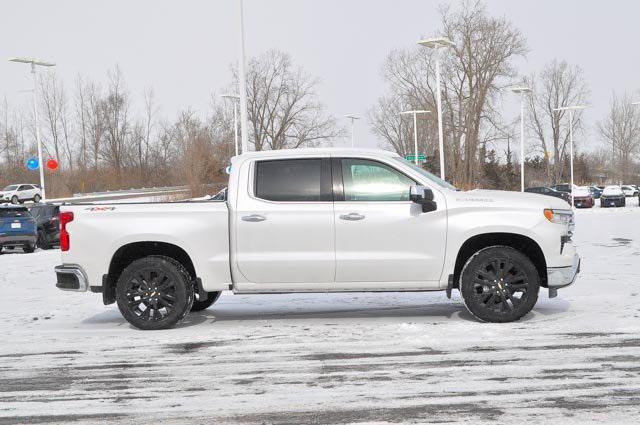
[525,186,571,205]
[0,205,37,253]
[572,187,594,208]
[589,186,602,199]
[29,203,60,249]
[551,184,572,194]
[601,185,626,207]
[0,184,42,204]
[621,185,638,197]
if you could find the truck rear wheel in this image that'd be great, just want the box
[191,291,221,312]
[460,246,539,323]
[116,256,194,330]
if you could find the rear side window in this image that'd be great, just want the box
[255,159,329,202]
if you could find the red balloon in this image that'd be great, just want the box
[46,159,59,170]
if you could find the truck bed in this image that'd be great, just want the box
[60,200,232,293]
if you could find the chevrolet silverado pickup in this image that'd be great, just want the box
[55,148,579,330]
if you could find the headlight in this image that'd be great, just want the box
[544,208,574,235]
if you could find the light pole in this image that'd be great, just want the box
[345,115,360,147]
[418,37,455,180]
[9,57,55,201]
[399,110,431,164]
[553,104,588,207]
[237,0,249,154]
[222,94,240,156]
[509,86,532,192]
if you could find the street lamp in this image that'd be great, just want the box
[553,104,588,207]
[237,0,249,154]
[418,37,455,180]
[222,94,240,156]
[345,115,360,147]
[509,86,532,192]
[399,110,431,165]
[9,57,55,201]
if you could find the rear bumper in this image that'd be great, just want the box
[547,253,580,289]
[55,264,89,292]
[0,234,37,245]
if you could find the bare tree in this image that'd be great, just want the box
[597,92,640,183]
[40,74,75,170]
[368,94,437,159]
[525,60,589,184]
[100,66,131,176]
[235,49,342,151]
[370,0,526,187]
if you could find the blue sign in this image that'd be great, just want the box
[26,158,39,170]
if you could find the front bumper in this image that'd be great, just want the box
[55,264,89,292]
[547,253,580,289]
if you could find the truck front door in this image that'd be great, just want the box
[332,157,447,286]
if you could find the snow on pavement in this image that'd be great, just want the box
[0,202,640,424]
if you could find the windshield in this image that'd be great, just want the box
[2,185,18,191]
[392,157,457,190]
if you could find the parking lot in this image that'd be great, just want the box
[0,198,637,424]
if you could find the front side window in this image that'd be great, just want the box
[255,159,323,202]
[341,159,415,201]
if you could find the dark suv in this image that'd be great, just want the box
[0,206,37,253]
[29,203,60,249]
[525,186,571,205]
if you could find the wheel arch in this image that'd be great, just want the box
[103,241,197,305]
[453,233,547,289]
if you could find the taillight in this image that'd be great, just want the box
[59,211,74,252]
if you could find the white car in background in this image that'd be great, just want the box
[621,185,638,197]
[0,184,42,204]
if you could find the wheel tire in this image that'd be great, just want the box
[460,246,540,323]
[23,243,36,253]
[10,196,18,205]
[190,291,221,312]
[33,194,41,203]
[116,256,194,330]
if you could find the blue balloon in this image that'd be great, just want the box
[26,158,39,170]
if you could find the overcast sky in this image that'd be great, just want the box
[2,0,639,153]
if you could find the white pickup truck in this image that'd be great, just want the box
[55,148,579,330]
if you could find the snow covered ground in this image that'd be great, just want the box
[1,199,640,424]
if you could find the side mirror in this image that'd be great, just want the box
[410,185,437,213]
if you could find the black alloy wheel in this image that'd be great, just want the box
[460,246,539,323]
[190,291,222,312]
[116,256,194,330]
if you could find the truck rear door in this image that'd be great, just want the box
[234,156,335,286]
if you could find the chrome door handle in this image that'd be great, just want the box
[241,214,266,222]
[339,212,365,221]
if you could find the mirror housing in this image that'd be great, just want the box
[410,185,437,213]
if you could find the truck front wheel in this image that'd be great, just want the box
[190,291,221,312]
[116,256,194,330]
[460,246,539,323]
